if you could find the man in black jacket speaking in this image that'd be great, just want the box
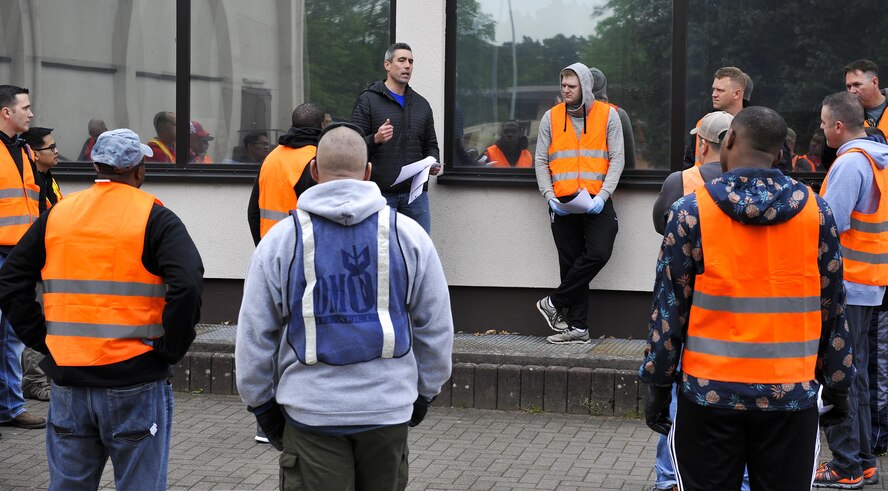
[351,42,440,233]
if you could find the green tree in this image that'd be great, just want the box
[304,0,391,119]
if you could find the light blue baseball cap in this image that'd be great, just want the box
[90,128,153,171]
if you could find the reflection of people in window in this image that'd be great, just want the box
[189,120,214,163]
[243,131,270,163]
[146,111,177,163]
[482,120,531,168]
[77,118,106,161]
[793,131,824,172]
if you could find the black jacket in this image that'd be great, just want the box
[0,196,204,387]
[351,80,439,193]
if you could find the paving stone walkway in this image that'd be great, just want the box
[0,394,881,490]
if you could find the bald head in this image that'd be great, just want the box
[313,126,370,183]
[88,118,107,138]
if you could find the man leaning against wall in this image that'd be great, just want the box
[533,62,624,345]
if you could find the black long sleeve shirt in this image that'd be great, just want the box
[0,194,204,387]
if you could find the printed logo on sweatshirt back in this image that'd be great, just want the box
[314,245,376,324]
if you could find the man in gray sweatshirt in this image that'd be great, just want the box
[235,123,453,490]
[534,62,624,344]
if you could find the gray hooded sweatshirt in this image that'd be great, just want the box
[534,62,624,202]
[235,179,453,426]
[821,137,888,306]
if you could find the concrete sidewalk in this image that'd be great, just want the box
[2,393,879,490]
[2,394,661,490]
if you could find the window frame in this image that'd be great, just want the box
[438,0,826,189]
[54,0,398,182]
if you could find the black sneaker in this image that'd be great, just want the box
[255,423,269,444]
[536,296,568,331]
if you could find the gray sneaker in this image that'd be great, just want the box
[536,296,568,331]
[546,328,590,345]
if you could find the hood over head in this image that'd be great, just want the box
[703,168,812,226]
[589,67,608,102]
[296,179,386,226]
[561,62,595,117]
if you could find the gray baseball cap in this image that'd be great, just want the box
[91,128,153,171]
[690,111,734,144]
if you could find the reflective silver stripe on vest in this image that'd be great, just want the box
[43,279,166,298]
[376,207,395,358]
[47,321,164,339]
[693,291,819,313]
[850,217,888,234]
[551,172,607,183]
[685,336,820,359]
[296,209,319,365]
[259,208,290,221]
[0,188,30,199]
[842,245,888,265]
[27,189,39,201]
[548,149,608,161]
[0,214,34,226]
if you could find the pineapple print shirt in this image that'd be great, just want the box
[639,168,854,411]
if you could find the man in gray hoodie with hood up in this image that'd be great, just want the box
[534,62,624,344]
[236,123,453,490]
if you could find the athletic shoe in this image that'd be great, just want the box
[255,423,269,444]
[864,467,879,485]
[536,296,568,331]
[546,327,590,345]
[24,383,51,401]
[813,461,864,489]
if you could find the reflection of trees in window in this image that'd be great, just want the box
[585,0,672,169]
[455,0,672,169]
[686,0,888,157]
[304,0,391,120]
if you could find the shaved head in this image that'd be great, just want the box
[314,126,370,182]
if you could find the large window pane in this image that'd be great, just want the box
[190,0,391,165]
[0,0,175,162]
[452,0,672,170]
[686,0,888,173]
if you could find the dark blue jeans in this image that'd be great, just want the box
[383,191,430,234]
[46,379,173,490]
[825,304,877,476]
[0,252,26,422]
[869,309,888,453]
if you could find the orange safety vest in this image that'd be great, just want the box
[484,144,532,168]
[822,148,888,285]
[42,182,166,366]
[682,186,822,384]
[792,154,815,172]
[191,154,213,164]
[0,145,40,246]
[692,117,704,168]
[548,102,610,197]
[257,145,316,238]
[147,139,175,162]
[681,166,705,195]
[864,113,888,135]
